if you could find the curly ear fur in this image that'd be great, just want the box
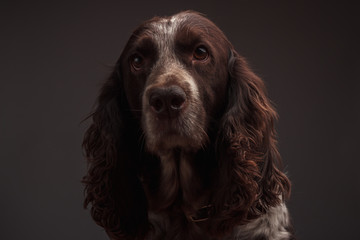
[212,51,291,235]
[82,67,149,239]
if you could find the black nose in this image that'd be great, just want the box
[149,86,187,118]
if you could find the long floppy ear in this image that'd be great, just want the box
[213,50,291,234]
[82,65,148,239]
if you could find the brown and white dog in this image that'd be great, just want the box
[83,11,294,240]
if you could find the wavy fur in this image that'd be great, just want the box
[82,11,293,240]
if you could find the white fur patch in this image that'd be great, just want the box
[228,203,291,240]
[150,14,186,63]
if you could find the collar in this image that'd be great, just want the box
[188,205,214,223]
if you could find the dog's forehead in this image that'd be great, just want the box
[151,14,186,35]
[138,12,224,49]
[146,13,190,45]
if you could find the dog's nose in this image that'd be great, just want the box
[149,86,186,118]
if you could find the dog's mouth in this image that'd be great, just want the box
[143,110,204,152]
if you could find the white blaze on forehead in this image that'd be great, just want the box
[151,14,188,37]
[152,15,183,35]
[150,14,188,60]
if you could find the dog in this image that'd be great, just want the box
[83,10,294,240]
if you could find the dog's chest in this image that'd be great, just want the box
[146,203,291,240]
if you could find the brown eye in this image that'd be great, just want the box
[193,46,209,61]
[131,54,144,70]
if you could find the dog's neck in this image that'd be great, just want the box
[142,147,215,217]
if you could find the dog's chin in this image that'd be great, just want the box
[144,119,207,154]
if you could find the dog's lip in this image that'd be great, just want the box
[151,107,184,119]
[152,119,183,134]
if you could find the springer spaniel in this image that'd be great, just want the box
[83,11,294,240]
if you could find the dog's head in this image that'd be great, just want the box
[119,11,231,154]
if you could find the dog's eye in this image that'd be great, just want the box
[131,54,144,70]
[193,46,209,61]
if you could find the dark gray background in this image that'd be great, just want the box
[1,0,359,239]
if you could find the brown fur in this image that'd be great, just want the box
[83,11,292,240]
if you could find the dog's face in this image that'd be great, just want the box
[119,12,232,153]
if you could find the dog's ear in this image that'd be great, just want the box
[82,65,149,239]
[213,50,291,234]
